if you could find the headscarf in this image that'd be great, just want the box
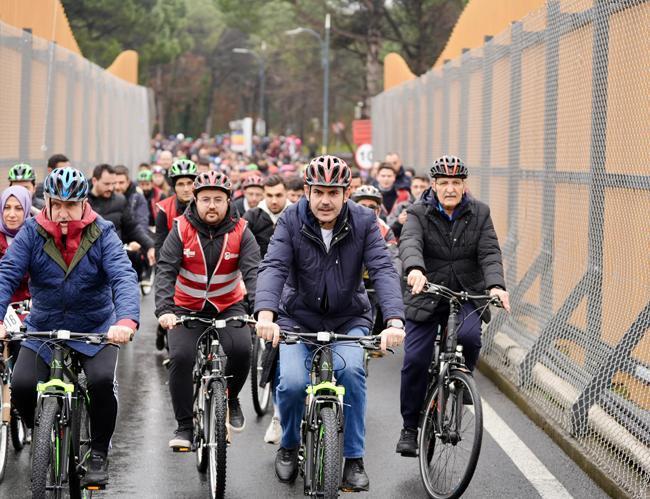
[0,185,32,237]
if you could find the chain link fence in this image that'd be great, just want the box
[372,1,649,497]
[0,19,152,187]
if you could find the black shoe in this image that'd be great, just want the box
[341,458,369,492]
[275,447,298,483]
[228,398,245,432]
[169,428,192,449]
[81,451,109,487]
[396,427,418,457]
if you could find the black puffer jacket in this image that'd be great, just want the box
[88,192,153,250]
[243,207,274,259]
[399,188,505,322]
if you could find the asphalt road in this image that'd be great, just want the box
[1,293,608,498]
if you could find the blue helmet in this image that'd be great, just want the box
[44,167,89,201]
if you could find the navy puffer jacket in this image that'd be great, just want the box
[255,197,404,334]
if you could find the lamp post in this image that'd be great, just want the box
[286,13,331,153]
[232,46,266,133]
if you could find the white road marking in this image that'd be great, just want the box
[481,399,573,498]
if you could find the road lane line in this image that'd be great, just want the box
[481,399,573,498]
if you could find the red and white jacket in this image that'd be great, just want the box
[173,216,247,312]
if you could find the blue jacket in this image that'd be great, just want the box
[254,197,404,334]
[0,216,140,363]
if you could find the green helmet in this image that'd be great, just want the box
[9,163,35,182]
[137,170,153,182]
[169,159,198,180]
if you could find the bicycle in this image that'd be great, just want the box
[174,314,254,499]
[415,282,502,499]
[250,328,272,416]
[278,328,388,499]
[0,301,32,482]
[4,329,110,499]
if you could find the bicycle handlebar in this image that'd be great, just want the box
[3,330,109,344]
[407,279,503,307]
[175,315,256,328]
[279,330,391,352]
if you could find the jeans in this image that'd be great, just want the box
[277,326,368,458]
[400,303,482,430]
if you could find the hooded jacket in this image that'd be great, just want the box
[154,201,260,317]
[399,187,505,322]
[0,205,140,362]
[254,197,404,334]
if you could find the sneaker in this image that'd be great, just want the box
[341,458,369,492]
[81,451,109,487]
[395,427,418,457]
[155,325,166,351]
[264,416,281,444]
[228,398,245,432]
[168,428,192,449]
[274,447,298,483]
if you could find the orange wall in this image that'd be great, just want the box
[0,0,139,84]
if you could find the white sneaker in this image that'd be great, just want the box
[264,417,281,445]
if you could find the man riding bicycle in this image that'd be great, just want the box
[255,155,406,492]
[0,166,140,487]
[395,155,511,457]
[154,171,260,449]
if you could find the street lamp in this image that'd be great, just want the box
[232,46,266,134]
[286,13,331,153]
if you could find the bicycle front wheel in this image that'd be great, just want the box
[418,370,483,499]
[195,380,209,473]
[32,396,64,499]
[0,422,7,482]
[314,407,342,499]
[208,380,228,499]
[69,377,93,499]
[250,337,271,416]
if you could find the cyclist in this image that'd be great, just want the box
[8,163,41,214]
[0,186,32,303]
[34,154,70,207]
[254,155,406,492]
[383,152,412,191]
[376,162,412,219]
[0,167,139,487]
[152,165,172,197]
[395,155,511,457]
[154,159,198,258]
[155,171,260,448]
[284,175,304,204]
[137,169,166,228]
[232,174,264,216]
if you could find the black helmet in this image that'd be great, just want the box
[351,185,382,204]
[429,155,468,179]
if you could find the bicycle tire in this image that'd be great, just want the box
[69,377,92,499]
[208,380,228,499]
[32,396,63,499]
[10,410,27,451]
[0,422,7,482]
[195,381,209,473]
[315,407,342,499]
[250,337,271,416]
[418,370,483,499]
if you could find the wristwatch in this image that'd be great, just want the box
[386,318,405,330]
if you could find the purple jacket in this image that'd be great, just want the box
[254,197,404,334]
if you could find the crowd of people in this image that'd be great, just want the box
[0,131,509,493]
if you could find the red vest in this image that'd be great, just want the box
[149,187,164,221]
[0,233,30,303]
[173,216,247,312]
[156,195,178,231]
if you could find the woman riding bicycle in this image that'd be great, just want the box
[154,171,260,449]
[395,155,511,457]
[0,166,140,488]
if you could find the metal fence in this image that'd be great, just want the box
[0,19,152,186]
[372,0,649,497]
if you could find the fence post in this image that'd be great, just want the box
[458,49,470,162]
[480,35,494,203]
[19,28,33,162]
[43,42,57,171]
[64,54,76,159]
[81,63,91,167]
[441,61,450,154]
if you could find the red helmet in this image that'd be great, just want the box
[241,174,264,190]
[304,155,351,188]
[193,171,232,196]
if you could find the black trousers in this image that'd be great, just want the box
[11,345,119,454]
[167,309,251,430]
